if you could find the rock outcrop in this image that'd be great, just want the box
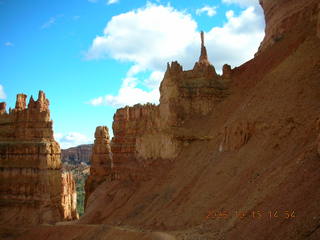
[0,91,78,225]
[61,171,78,220]
[160,32,228,126]
[318,3,320,39]
[109,33,229,182]
[257,0,319,54]
[7,0,320,239]
[80,1,320,239]
[61,144,93,165]
[85,126,112,207]
[219,122,256,152]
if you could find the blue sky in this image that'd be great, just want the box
[0,0,265,148]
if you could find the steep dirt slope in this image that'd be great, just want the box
[5,0,320,239]
[79,0,320,239]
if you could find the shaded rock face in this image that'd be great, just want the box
[61,144,93,165]
[0,91,78,225]
[85,126,112,207]
[318,3,320,39]
[257,0,319,54]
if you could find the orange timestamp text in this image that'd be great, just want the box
[205,209,296,220]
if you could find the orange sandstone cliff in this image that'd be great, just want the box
[0,91,78,225]
[3,0,320,239]
[80,0,320,239]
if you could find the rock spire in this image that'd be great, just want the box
[198,31,210,65]
[84,126,113,208]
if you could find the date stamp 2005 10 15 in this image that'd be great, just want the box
[205,210,296,220]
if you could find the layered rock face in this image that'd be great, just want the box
[160,32,228,126]
[108,33,229,182]
[257,0,319,54]
[61,144,92,165]
[0,91,78,225]
[85,126,112,206]
[111,104,170,181]
[80,0,320,239]
[61,171,78,220]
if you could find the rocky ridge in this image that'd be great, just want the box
[61,144,92,165]
[0,91,78,225]
[81,0,320,239]
[108,32,230,182]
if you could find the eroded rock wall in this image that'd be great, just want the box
[0,91,78,225]
[257,0,319,54]
[61,144,92,165]
[61,171,78,220]
[85,126,112,206]
[107,33,230,183]
[111,104,168,181]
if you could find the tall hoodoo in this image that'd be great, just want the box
[198,31,210,65]
[85,126,113,208]
[0,90,78,225]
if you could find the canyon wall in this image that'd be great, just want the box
[61,144,92,165]
[81,0,320,239]
[0,91,78,225]
[257,0,319,54]
[108,33,230,182]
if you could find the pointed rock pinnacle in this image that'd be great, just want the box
[198,31,210,64]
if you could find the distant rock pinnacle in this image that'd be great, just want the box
[198,31,210,65]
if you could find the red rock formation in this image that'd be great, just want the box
[219,122,255,152]
[111,104,162,181]
[0,102,6,114]
[0,91,78,225]
[85,126,112,206]
[198,31,210,65]
[160,32,229,126]
[61,171,78,220]
[80,1,320,239]
[107,32,231,184]
[257,0,319,54]
[61,144,93,165]
[318,3,320,39]
[222,64,232,80]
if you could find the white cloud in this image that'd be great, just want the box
[86,3,265,107]
[222,0,260,7]
[196,6,217,17]
[0,85,6,99]
[107,0,119,5]
[89,83,160,107]
[54,132,93,149]
[41,17,56,29]
[86,3,198,68]
[203,6,265,70]
[144,70,164,89]
[4,41,14,47]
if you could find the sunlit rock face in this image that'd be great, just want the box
[0,91,78,225]
[85,126,113,207]
[107,32,230,183]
